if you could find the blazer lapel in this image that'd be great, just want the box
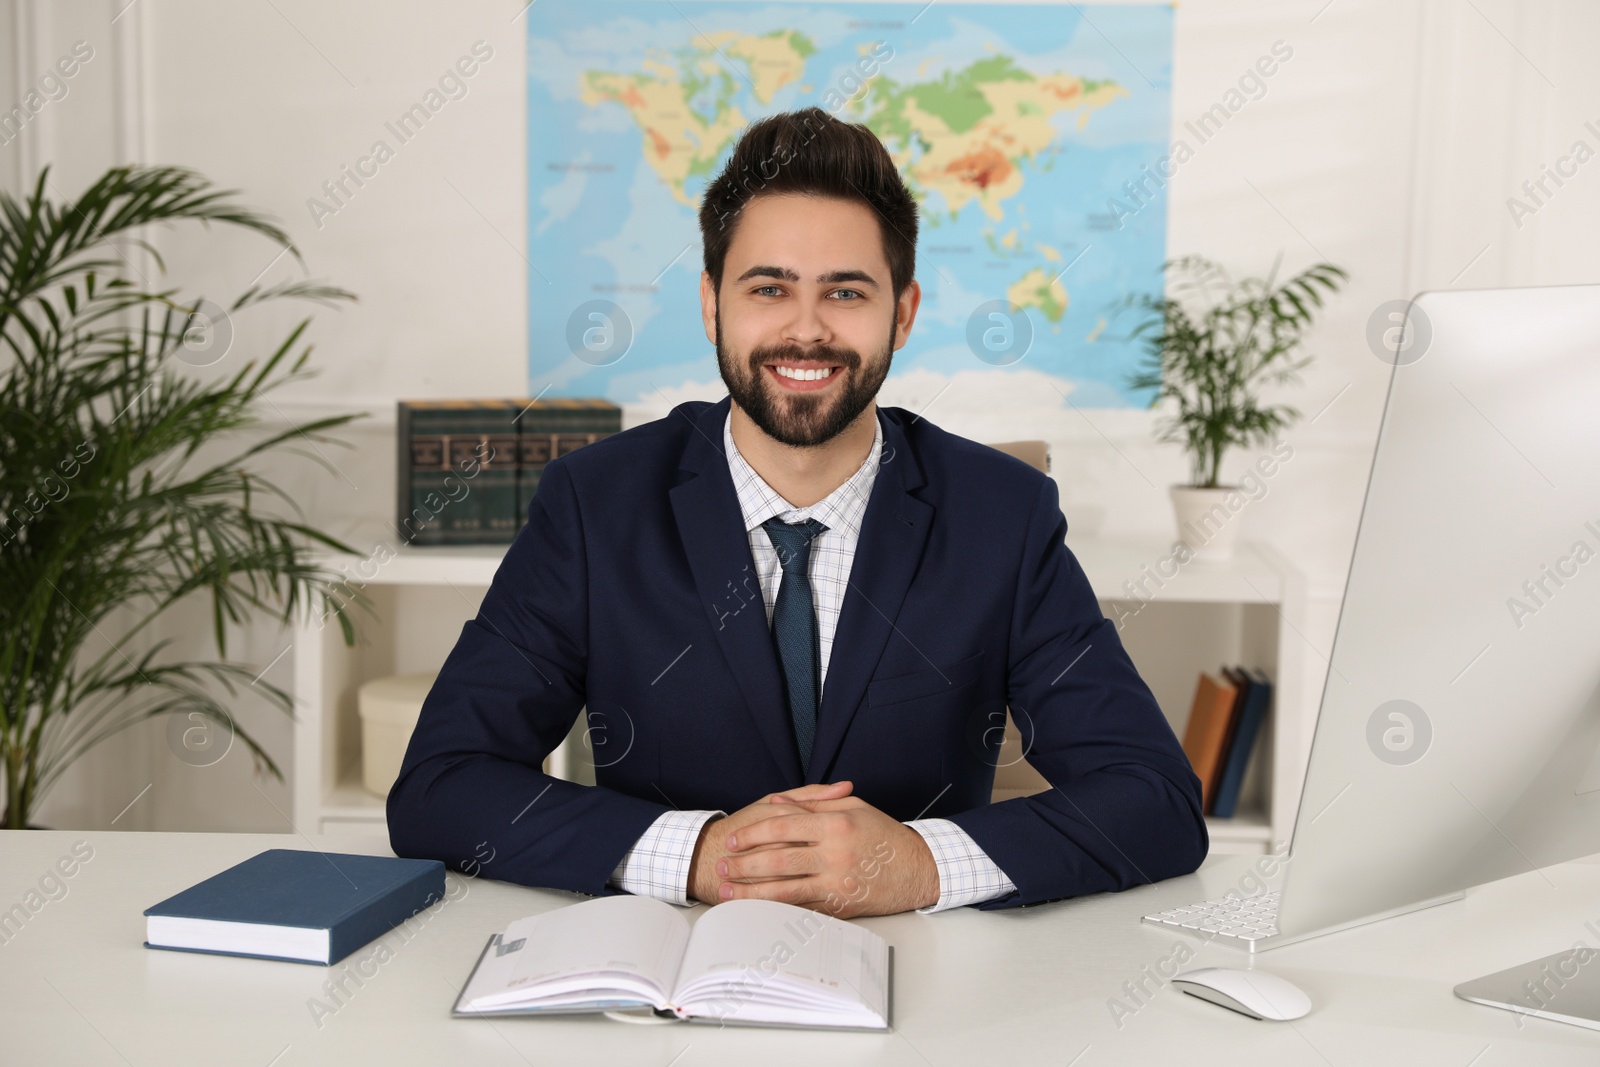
[669,397,804,781]
[807,409,933,783]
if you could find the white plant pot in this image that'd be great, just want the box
[1170,485,1248,560]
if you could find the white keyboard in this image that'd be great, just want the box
[1142,890,1282,946]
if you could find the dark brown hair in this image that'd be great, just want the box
[698,106,918,302]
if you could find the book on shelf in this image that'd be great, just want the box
[143,849,445,965]
[396,398,620,546]
[1180,670,1240,812]
[1207,666,1252,815]
[396,400,467,548]
[1211,667,1273,820]
[477,400,521,543]
[451,895,892,1031]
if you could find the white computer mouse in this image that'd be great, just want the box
[1170,966,1312,1021]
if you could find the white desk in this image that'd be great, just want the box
[4,830,1600,1065]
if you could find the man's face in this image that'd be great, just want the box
[701,193,919,448]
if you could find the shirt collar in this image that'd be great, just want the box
[723,407,883,535]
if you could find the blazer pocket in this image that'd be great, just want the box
[867,651,984,709]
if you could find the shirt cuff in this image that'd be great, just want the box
[608,809,724,906]
[906,817,1018,912]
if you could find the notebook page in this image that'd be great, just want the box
[460,895,690,1012]
[671,900,889,1027]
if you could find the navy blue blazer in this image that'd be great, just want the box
[387,396,1207,908]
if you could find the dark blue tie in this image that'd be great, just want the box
[762,517,828,772]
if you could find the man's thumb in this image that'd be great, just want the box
[772,780,853,804]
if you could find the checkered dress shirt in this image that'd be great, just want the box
[607,408,1019,911]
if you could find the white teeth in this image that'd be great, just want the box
[774,365,835,381]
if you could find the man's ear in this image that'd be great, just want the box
[892,278,922,353]
[700,271,718,346]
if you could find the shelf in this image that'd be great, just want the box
[1205,810,1273,844]
[308,540,507,586]
[1069,536,1288,605]
[320,776,1276,845]
[306,528,1292,605]
[294,526,1307,859]
[323,772,386,822]
[314,726,585,830]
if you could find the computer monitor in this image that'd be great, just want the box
[1144,283,1600,958]
[1137,278,1600,986]
[1275,283,1600,947]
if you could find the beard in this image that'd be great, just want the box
[715,302,896,449]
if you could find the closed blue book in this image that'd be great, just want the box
[143,849,445,966]
[1210,668,1273,820]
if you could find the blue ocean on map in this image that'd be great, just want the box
[527,1,1172,408]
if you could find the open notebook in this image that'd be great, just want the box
[451,895,892,1030]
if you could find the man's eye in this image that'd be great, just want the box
[750,286,863,300]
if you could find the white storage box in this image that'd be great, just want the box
[357,672,437,798]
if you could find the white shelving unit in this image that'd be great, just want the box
[1070,535,1308,855]
[291,531,1307,857]
[290,539,586,837]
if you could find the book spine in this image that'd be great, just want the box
[327,865,447,966]
[396,402,413,544]
[435,409,474,546]
[442,430,476,546]
[443,405,500,545]
[483,413,521,544]
[401,406,454,547]
[1206,667,1248,816]
[1211,672,1273,819]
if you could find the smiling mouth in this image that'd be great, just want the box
[768,363,841,382]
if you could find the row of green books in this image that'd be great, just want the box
[396,399,621,546]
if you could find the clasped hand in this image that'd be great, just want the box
[687,780,939,917]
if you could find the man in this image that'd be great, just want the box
[388,107,1206,916]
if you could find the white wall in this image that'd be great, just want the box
[5,0,1597,831]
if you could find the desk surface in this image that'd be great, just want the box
[4,830,1599,1066]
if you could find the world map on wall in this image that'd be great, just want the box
[527,2,1172,408]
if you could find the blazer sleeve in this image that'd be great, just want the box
[945,475,1209,909]
[386,457,672,896]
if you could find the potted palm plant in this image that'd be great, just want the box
[0,164,371,829]
[1121,254,1348,559]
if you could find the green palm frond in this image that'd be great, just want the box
[1113,254,1348,488]
[0,164,369,828]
